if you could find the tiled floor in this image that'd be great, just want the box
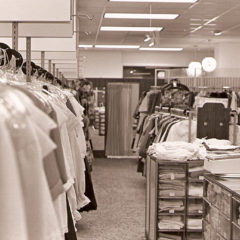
[77,158,146,240]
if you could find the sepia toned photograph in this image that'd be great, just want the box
[1,0,240,239]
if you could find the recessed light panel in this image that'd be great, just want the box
[104,13,179,20]
[109,0,197,3]
[140,47,183,51]
[95,45,140,49]
[78,45,93,48]
[100,26,163,31]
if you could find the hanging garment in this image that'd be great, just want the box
[0,106,28,240]
[79,157,97,212]
[65,197,77,240]
[1,89,63,240]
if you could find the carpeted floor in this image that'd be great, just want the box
[76,158,146,240]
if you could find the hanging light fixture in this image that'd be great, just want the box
[187,61,202,77]
[202,57,217,72]
[201,40,217,72]
[187,45,202,77]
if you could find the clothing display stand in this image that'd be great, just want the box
[146,157,205,240]
[203,174,240,239]
[145,102,238,240]
[145,109,196,240]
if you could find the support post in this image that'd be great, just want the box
[12,22,18,51]
[56,68,59,78]
[26,37,31,82]
[53,63,56,78]
[48,60,52,73]
[41,51,45,68]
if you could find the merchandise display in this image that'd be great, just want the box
[94,106,106,136]
[0,44,97,240]
[157,160,204,239]
[141,77,240,240]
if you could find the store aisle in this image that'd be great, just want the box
[76,158,146,240]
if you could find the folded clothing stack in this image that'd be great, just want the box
[188,165,204,179]
[187,218,202,230]
[148,141,206,162]
[189,183,203,197]
[188,201,203,214]
[159,181,185,197]
[159,170,185,180]
[159,200,184,212]
[158,216,184,230]
[148,138,240,162]
[159,233,182,240]
[195,138,240,160]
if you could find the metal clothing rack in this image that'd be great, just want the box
[154,106,195,143]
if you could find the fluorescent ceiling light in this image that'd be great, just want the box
[78,45,93,48]
[149,42,154,47]
[101,26,163,32]
[190,26,202,33]
[95,45,140,49]
[140,47,183,51]
[144,35,151,42]
[213,30,222,36]
[190,23,201,26]
[109,0,198,3]
[104,13,178,20]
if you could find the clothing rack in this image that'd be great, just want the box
[150,85,162,90]
[155,106,194,143]
[154,104,238,145]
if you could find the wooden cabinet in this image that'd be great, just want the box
[203,175,240,240]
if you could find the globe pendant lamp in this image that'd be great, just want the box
[187,61,202,77]
[202,57,217,72]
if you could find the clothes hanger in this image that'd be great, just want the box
[162,78,189,91]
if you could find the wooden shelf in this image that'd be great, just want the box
[188,179,204,183]
[158,196,185,200]
[188,196,203,200]
[188,212,203,216]
[158,229,185,233]
[158,212,185,216]
[156,160,204,238]
[186,229,203,232]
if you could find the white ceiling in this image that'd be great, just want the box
[1,0,240,79]
[77,0,240,50]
